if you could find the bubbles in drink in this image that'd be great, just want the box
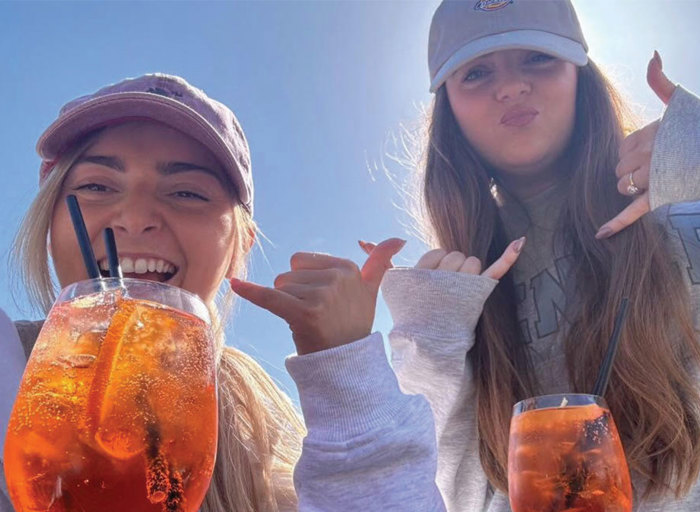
[508,402,632,512]
[4,293,217,512]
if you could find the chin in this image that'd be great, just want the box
[495,154,553,175]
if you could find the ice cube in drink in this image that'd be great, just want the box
[508,399,632,512]
[4,285,217,512]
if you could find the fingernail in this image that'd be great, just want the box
[358,240,368,249]
[653,50,662,67]
[595,227,613,240]
[513,236,526,253]
[398,238,407,248]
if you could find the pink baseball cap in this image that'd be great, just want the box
[37,73,253,211]
[429,0,588,93]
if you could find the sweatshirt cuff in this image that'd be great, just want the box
[650,85,700,210]
[381,267,497,341]
[285,332,408,442]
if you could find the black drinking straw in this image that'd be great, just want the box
[103,228,123,279]
[592,297,630,397]
[66,195,101,280]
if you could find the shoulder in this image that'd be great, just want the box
[13,319,44,360]
[656,201,700,234]
[654,201,700,287]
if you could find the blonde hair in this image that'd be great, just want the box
[12,132,305,511]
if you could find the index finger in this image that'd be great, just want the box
[481,237,525,280]
[230,278,303,321]
[595,195,650,239]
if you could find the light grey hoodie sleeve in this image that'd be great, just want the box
[286,332,446,512]
[382,268,498,512]
[0,308,27,512]
[649,86,700,210]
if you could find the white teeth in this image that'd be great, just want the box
[134,259,148,274]
[99,259,109,271]
[121,257,135,273]
[110,257,175,275]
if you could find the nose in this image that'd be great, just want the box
[494,70,532,102]
[111,192,162,235]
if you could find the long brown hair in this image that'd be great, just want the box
[12,133,304,511]
[419,60,700,498]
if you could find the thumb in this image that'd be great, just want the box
[360,237,406,289]
[647,50,675,105]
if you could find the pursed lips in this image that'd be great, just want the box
[500,106,539,127]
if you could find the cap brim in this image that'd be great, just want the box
[37,92,250,207]
[430,30,588,93]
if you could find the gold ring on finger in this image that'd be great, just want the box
[626,172,640,195]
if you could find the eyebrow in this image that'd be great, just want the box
[76,155,125,170]
[76,155,225,184]
[158,161,225,185]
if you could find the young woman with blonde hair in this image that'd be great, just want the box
[0,74,446,511]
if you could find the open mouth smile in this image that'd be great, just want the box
[98,256,179,283]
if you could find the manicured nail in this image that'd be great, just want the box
[513,236,526,253]
[358,240,374,255]
[595,227,614,239]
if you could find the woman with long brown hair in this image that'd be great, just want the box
[372,1,700,511]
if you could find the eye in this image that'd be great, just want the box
[528,52,556,64]
[74,183,110,193]
[463,66,490,82]
[172,190,209,201]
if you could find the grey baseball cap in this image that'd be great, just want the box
[429,0,588,92]
[37,73,254,211]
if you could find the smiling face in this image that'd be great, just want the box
[445,49,578,195]
[50,120,240,304]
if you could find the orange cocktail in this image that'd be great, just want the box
[4,278,218,512]
[508,394,632,512]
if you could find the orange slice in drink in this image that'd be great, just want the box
[84,298,142,459]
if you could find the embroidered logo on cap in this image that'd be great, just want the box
[146,87,183,98]
[474,0,513,11]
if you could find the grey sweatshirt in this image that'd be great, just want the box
[381,85,700,512]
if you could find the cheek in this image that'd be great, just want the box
[185,212,237,274]
[448,94,495,149]
[457,106,500,159]
[544,95,577,157]
[49,206,85,286]
[546,71,578,132]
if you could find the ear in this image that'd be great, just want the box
[225,227,256,279]
[243,226,256,254]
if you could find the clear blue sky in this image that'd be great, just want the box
[1,1,698,404]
